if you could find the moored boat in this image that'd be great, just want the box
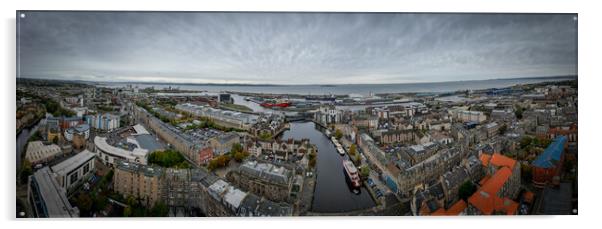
[343,160,361,189]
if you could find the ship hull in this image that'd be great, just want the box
[343,168,362,193]
[260,102,291,108]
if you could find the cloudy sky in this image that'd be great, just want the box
[17,12,577,85]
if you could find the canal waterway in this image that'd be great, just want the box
[280,121,375,213]
[16,118,43,171]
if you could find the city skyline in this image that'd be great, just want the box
[17,12,577,85]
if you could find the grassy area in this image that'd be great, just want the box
[148,149,191,169]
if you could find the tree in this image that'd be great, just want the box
[360,166,370,179]
[94,194,108,212]
[498,124,508,135]
[349,144,357,156]
[77,193,93,213]
[354,154,361,165]
[231,143,244,154]
[148,150,188,168]
[520,136,533,149]
[514,106,524,120]
[150,202,169,217]
[309,158,317,168]
[208,159,218,171]
[334,129,343,140]
[458,181,477,201]
[123,207,132,217]
[234,151,247,162]
[20,159,33,184]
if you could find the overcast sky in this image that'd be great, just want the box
[17,12,577,85]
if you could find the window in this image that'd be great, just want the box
[83,164,90,174]
[70,173,79,184]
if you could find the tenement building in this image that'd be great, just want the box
[114,160,163,207]
[227,160,295,203]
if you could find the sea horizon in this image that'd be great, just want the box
[17,75,577,96]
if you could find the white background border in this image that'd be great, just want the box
[2,1,598,229]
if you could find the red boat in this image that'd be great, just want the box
[260,99,291,108]
[343,160,361,189]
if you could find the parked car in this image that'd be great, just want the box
[367,178,375,187]
[375,190,383,198]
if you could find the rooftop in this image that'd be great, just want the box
[50,150,95,176]
[30,167,79,217]
[468,167,518,215]
[94,136,148,162]
[489,153,517,170]
[532,135,567,168]
[223,186,248,210]
[239,160,291,185]
[115,160,163,177]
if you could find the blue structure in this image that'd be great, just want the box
[532,135,568,168]
[384,175,399,194]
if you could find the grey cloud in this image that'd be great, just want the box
[17,12,577,84]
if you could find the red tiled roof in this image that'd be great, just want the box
[481,167,512,195]
[431,208,446,216]
[468,167,516,215]
[429,200,468,216]
[479,175,491,186]
[446,199,468,215]
[489,153,517,170]
[480,154,491,166]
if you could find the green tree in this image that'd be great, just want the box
[208,159,218,171]
[349,144,357,156]
[234,151,247,162]
[94,194,108,212]
[520,136,533,149]
[20,159,33,184]
[360,166,370,179]
[514,106,524,120]
[148,150,188,168]
[150,202,169,217]
[354,154,361,165]
[230,143,244,155]
[458,181,477,201]
[123,207,132,217]
[334,129,343,140]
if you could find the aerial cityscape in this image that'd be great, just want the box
[15,11,577,217]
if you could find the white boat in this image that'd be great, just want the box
[337,146,345,155]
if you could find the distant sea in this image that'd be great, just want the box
[98,76,576,96]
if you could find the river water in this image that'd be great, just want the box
[16,119,43,171]
[280,122,375,213]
